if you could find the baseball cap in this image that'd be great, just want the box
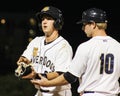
[76,8,107,24]
[36,6,62,20]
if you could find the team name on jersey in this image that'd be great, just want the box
[32,56,55,72]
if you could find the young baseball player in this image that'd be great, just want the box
[31,8,120,96]
[17,6,73,96]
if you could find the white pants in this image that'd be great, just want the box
[82,93,118,96]
[35,89,72,96]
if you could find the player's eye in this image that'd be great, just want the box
[41,16,54,21]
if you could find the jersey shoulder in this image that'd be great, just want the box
[30,36,44,43]
[57,36,72,49]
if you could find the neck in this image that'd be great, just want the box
[45,31,59,43]
[93,30,107,37]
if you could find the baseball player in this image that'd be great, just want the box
[17,6,73,96]
[31,8,120,96]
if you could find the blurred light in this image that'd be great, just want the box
[29,18,36,26]
[28,37,33,42]
[29,29,34,34]
[1,18,6,24]
[29,29,36,36]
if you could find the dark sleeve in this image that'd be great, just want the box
[71,77,80,96]
[63,72,78,83]
[64,72,79,96]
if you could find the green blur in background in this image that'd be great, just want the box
[0,74,36,96]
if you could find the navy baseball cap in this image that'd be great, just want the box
[77,8,107,24]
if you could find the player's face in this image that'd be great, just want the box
[41,16,56,37]
[82,23,93,37]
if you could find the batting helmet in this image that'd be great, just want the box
[77,8,107,24]
[36,6,64,30]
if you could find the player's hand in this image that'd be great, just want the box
[17,56,31,65]
[30,74,50,87]
[34,84,41,89]
[21,67,36,79]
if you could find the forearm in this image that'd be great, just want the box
[46,74,69,86]
[35,72,63,80]
[31,74,69,87]
[47,72,59,80]
[47,72,78,86]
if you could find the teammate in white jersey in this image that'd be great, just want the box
[31,8,120,96]
[17,6,73,96]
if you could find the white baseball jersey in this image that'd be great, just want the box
[69,36,120,95]
[21,36,73,95]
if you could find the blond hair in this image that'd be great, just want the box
[96,23,107,30]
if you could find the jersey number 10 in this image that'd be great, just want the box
[100,53,114,74]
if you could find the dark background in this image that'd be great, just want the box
[0,0,120,95]
[0,0,120,73]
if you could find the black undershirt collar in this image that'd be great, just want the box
[44,35,60,45]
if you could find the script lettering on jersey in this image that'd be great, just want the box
[32,56,55,72]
